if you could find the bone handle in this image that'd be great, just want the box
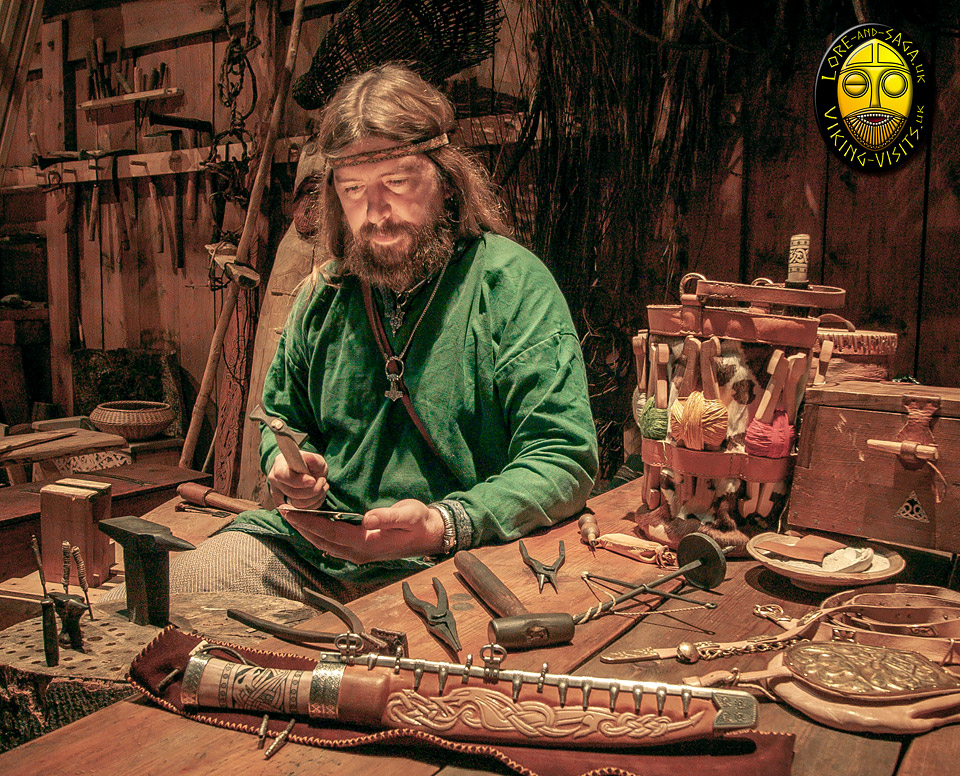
[867,439,939,461]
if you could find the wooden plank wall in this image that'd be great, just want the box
[686,25,959,387]
[1,5,958,473]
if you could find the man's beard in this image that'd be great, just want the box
[342,212,455,293]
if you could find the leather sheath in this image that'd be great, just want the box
[129,626,795,776]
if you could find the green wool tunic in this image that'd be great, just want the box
[227,233,598,587]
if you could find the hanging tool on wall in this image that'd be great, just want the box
[130,158,168,255]
[148,112,214,223]
[145,127,185,269]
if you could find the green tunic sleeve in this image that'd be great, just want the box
[443,238,598,544]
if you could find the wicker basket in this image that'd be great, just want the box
[89,401,175,441]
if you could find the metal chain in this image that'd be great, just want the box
[690,636,804,661]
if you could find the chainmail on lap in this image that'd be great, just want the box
[98,531,368,604]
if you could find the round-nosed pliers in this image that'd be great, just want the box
[401,577,461,653]
[519,539,565,594]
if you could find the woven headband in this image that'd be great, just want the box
[327,133,450,168]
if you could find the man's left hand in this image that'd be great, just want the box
[282,498,446,564]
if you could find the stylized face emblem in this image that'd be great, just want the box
[838,39,912,150]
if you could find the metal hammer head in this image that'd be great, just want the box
[488,612,575,650]
[249,405,308,448]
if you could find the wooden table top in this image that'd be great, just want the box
[0,428,127,464]
[0,477,957,775]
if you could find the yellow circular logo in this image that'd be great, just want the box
[816,24,933,171]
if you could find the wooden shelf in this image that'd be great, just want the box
[0,112,527,193]
[78,86,183,111]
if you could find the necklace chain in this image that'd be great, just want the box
[379,260,450,401]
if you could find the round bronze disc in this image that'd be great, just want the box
[676,532,727,590]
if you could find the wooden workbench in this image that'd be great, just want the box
[0,477,957,774]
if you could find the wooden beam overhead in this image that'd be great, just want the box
[30,0,344,69]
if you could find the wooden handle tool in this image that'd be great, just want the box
[632,331,648,395]
[87,183,100,242]
[249,405,309,474]
[655,344,670,409]
[814,340,834,385]
[700,336,722,400]
[147,176,166,253]
[755,349,789,425]
[677,337,701,399]
[176,483,261,514]
[782,353,809,424]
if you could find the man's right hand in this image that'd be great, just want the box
[267,451,329,509]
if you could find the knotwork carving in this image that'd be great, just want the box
[384,687,702,739]
[783,642,960,697]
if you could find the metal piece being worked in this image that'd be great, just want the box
[402,577,462,653]
[249,404,309,474]
[519,540,565,594]
[98,516,196,626]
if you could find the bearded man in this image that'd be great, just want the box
[162,64,599,602]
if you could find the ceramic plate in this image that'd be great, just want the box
[746,532,905,591]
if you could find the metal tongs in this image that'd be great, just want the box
[227,588,408,656]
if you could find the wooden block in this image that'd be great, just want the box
[40,479,114,588]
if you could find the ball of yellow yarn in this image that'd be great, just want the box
[670,391,729,450]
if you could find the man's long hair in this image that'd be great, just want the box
[308,63,509,287]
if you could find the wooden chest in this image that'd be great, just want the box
[789,381,960,553]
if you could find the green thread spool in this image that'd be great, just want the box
[639,396,669,439]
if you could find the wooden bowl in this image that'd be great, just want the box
[746,532,905,592]
[89,400,175,441]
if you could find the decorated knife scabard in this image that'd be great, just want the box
[181,641,758,747]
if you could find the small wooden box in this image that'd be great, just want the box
[789,381,960,553]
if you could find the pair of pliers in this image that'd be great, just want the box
[227,588,408,656]
[402,577,461,653]
[519,540,565,594]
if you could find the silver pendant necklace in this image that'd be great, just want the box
[381,260,450,401]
